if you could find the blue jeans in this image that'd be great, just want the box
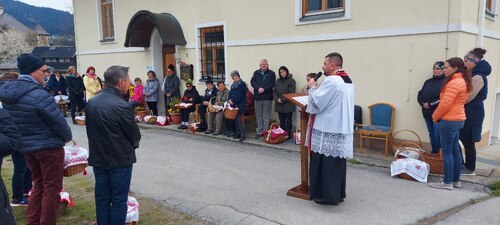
[94,165,133,225]
[439,120,464,184]
[11,151,32,199]
[424,118,441,153]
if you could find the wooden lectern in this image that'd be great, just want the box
[282,93,311,200]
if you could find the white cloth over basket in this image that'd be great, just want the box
[75,116,85,121]
[393,147,421,160]
[126,196,139,223]
[391,158,430,182]
[63,145,88,169]
[54,95,70,103]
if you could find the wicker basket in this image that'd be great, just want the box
[207,97,218,113]
[224,107,238,120]
[144,111,157,124]
[136,111,148,119]
[75,119,85,125]
[264,123,288,144]
[391,129,422,153]
[424,151,444,174]
[63,164,87,177]
[393,144,426,181]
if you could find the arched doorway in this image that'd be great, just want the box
[124,10,186,114]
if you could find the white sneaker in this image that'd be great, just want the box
[461,168,476,176]
[428,182,453,190]
[453,181,462,188]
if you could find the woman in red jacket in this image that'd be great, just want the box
[429,57,472,190]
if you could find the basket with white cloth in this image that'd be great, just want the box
[63,142,88,177]
[125,196,139,225]
[390,145,430,182]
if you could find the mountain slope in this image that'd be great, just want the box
[0,0,74,36]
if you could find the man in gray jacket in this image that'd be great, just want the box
[0,53,72,225]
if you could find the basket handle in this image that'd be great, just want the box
[269,123,280,130]
[393,144,426,162]
[391,129,422,147]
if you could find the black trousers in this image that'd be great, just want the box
[461,140,476,171]
[278,113,293,136]
[147,102,158,116]
[70,97,84,120]
[198,105,207,122]
[235,114,245,138]
[1,167,16,225]
[180,107,195,123]
[309,152,346,205]
[226,118,236,134]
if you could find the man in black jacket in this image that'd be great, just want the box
[86,65,141,225]
[251,59,276,138]
[0,108,23,225]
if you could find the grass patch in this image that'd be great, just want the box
[348,158,363,165]
[1,156,208,225]
[490,180,500,197]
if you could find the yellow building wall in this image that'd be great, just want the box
[72,0,500,146]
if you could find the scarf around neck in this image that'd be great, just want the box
[87,73,97,79]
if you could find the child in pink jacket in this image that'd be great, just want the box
[130,77,144,108]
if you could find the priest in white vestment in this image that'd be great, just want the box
[306,52,355,205]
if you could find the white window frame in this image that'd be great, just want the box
[486,0,498,20]
[295,0,351,25]
[96,0,117,44]
[194,21,228,84]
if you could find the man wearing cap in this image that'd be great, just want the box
[0,53,72,225]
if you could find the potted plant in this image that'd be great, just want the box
[135,105,148,119]
[168,98,181,124]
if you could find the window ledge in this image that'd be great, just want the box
[99,38,117,45]
[296,11,350,26]
[198,78,225,83]
[486,11,496,21]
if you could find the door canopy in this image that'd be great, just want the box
[124,10,186,47]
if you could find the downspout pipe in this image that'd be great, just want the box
[477,0,486,47]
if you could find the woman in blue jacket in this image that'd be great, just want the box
[228,70,247,142]
[460,48,491,175]
[144,71,160,115]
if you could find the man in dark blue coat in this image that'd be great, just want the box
[0,53,72,225]
[0,108,23,225]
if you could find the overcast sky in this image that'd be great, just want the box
[17,0,73,13]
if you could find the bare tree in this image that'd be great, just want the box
[25,30,38,47]
[0,29,31,62]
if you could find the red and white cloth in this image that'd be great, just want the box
[60,189,74,207]
[28,189,74,207]
[126,196,139,223]
[63,144,88,169]
[156,116,169,126]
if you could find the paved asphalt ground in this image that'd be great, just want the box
[69,121,497,225]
